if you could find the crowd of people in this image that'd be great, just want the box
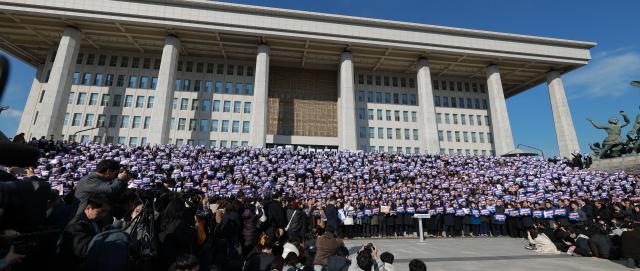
[0,137,639,270]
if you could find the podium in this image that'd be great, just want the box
[413,213,431,242]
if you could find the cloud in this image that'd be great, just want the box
[564,49,640,99]
[1,108,23,118]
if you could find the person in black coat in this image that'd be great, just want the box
[569,228,592,257]
[266,193,286,235]
[159,198,197,270]
[621,223,640,268]
[589,225,613,259]
[57,193,111,270]
[324,196,339,233]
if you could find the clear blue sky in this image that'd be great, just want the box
[1,0,639,157]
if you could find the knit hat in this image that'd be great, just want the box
[282,242,299,258]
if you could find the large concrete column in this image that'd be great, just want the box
[250,44,270,147]
[17,63,45,138]
[149,35,180,145]
[485,65,514,155]
[35,27,80,138]
[338,51,358,151]
[546,71,580,158]
[416,58,440,154]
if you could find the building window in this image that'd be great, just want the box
[444,113,450,124]
[211,119,219,132]
[108,115,118,128]
[232,121,240,133]
[180,98,188,110]
[242,121,250,133]
[213,100,221,112]
[223,101,231,112]
[194,80,201,92]
[183,79,191,91]
[189,119,197,131]
[191,99,199,111]
[199,119,209,132]
[378,128,383,139]
[446,131,452,142]
[120,56,129,68]
[233,101,241,113]
[227,64,234,75]
[77,92,87,105]
[113,95,122,107]
[404,129,410,140]
[131,57,140,68]
[147,96,155,108]
[442,97,449,107]
[394,111,400,121]
[93,73,103,86]
[82,73,92,85]
[387,128,392,139]
[124,95,133,107]
[89,93,98,105]
[132,116,141,128]
[359,127,366,138]
[436,113,442,124]
[221,120,229,132]
[144,116,151,129]
[139,76,149,89]
[438,130,444,141]
[109,55,118,67]
[413,129,419,140]
[217,64,224,74]
[71,113,82,126]
[244,102,252,113]
[135,96,144,108]
[403,111,409,122]
[86,54,95,65]
[121,116,130,128]
[128,75,138,88]
[63,113,70,126]
[177,118,186,130]
[225,82,233,94]
[143,58,151,69]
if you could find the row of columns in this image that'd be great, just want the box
[36,26,580,157]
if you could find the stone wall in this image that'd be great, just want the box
[590,155,640,173]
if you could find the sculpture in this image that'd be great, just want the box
[626,109,640,154]
[588,108,640,159]
[587,111,630,158]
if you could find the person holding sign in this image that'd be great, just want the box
[492,200,507,237]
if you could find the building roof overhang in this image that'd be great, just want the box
[0,0,595,97]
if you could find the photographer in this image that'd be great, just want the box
[57,193,111,269]
[74,160,129,217]
[349,243,382,271]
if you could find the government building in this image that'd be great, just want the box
[1,0,594,157]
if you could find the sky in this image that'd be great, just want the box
[0,0,639,157]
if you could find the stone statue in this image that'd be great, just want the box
[626,107,640,154]
[587,111,630,158]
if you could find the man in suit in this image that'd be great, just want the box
[58,193,111,269]
[325,196,339,233]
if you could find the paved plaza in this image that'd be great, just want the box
[344,237,630,271]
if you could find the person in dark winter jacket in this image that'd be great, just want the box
[588,225,613,259]
[621,223,640,268]
[326,246,350,271]
[242,201,259,257]
[285,200,305,240]
[568,228,592,257]
[57,193,111,270]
